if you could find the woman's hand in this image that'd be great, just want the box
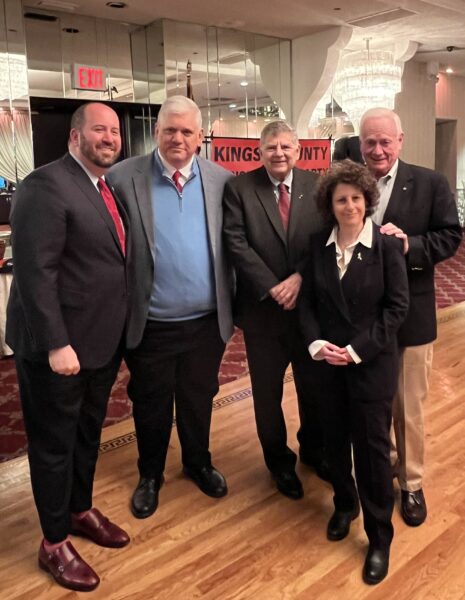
[315,342,350,366]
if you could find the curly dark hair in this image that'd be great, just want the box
[316,159,379,224]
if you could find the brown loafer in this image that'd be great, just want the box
[38,539,99,592]
[71,507,130,548]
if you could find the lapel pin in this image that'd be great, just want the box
[299,194,303,199]
[357,252,362,261]
[403,186,407,191]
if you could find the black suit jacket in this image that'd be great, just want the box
[6,153,128,369]
[383,160,462,346]
[299,224,409,399]
[223,166,322,332]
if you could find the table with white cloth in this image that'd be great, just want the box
[0,272,13,357]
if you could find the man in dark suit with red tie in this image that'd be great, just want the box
[223,120,327,499]
[7,102,130,592]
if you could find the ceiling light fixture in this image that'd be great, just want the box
[446,67,454,74]
[334,38,401,130]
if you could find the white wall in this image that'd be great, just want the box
[395,60,436,169]
[436,72,465,188]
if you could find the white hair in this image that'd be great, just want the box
[359,107,403,137]
[157,95,202,129]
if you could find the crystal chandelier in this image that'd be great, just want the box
[334,39,402,131]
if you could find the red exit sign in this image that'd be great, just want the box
[71,64,108,92]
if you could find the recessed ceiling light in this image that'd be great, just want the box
[62,27,79,33]
[228,103,237,108]
[106,2,126,8]
[240,81,248,87]
[446,67,454,74]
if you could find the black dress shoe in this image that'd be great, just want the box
[327,505,360,541]
[401,489,427,526]
[183,465,228,498]
[363,547,389,585]
[272,470,304,499]
[299,449,332,483]
[131,476,164,519]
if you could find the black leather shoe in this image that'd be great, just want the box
[327,505,360,541]
[272,470,304,499]
[300,450,332,483]
[183,465,228,498]
[363,547,389,585]
[131,476,164,519]
[401,489,427,526]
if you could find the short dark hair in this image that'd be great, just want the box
[316,159,379,224]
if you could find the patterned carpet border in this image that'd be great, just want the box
[98,372,295,456]
[97,304,465,457]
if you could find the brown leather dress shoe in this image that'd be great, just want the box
[401,489,427,526]
[38,539,100,592]
[71,508,130,548]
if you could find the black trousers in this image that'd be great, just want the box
[243,310,324,473]
[321,365,395,550]
[15,352,122,543]
[125,313,225,481]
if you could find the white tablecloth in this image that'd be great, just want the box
[0,273,13,357]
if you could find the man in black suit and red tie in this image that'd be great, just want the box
[223,120,328,499]
[359,107,462,527]
[7,102,130,592]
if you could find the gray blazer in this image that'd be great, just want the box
[108,153,234,348]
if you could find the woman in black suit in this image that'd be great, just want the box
[299,160,409,585]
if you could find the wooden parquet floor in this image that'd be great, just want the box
[1,303,465,599]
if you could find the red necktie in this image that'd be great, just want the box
[278,183,290,231]
[97,178,126,255]
[172,170,183,193]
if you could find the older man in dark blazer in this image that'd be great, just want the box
[223,120,327,499]
[7,102,130,592]
[108,96,234,520]
[359,107,463,526]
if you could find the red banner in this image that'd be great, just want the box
[210,137,330,176]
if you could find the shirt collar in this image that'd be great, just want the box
[326,216,373,248]
[378,159,399,184]
[266,169,293,190]
[69,151,101,188]
[157,149,195,180]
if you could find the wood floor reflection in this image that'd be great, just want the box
[1,302,465,599]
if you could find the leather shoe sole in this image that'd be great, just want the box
[38,540,99,592]
[401,489,427,527]
[71,508,130,548]
[363,547,389,585]
[327,505,360,541]
[131,476,164,519]
[272,470,304,500]
[183,465,228,498]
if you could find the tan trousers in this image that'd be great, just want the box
[391,343,434,492]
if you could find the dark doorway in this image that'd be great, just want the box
[30,97,160,168]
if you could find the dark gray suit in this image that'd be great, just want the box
[223,166,324,472]
[108,153,234,479]
[7,153,128,542]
